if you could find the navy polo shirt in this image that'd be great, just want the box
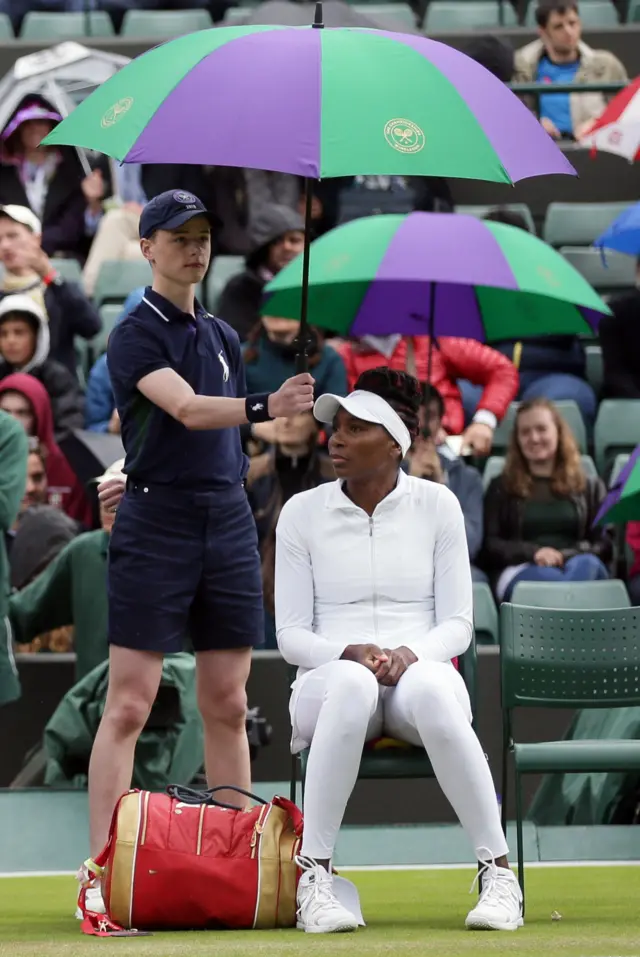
[107,287,248,489]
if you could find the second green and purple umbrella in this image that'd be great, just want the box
[263,211,611,342]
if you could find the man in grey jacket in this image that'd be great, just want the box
[407,384,486,582]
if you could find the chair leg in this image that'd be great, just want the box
[515,770,525,917]
[501,746,509,837]
[289,750,298,804]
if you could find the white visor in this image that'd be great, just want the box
[314,390,412,457]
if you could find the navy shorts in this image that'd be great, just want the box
[108,480,264,654]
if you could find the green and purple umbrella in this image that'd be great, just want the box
[43,17,574,183]
[262,211,611,342]
[42,4,576,368]
[595,446,640,526]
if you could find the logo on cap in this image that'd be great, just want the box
[101,97,134,129]
[173,192,197,205]
[384,118,425,154]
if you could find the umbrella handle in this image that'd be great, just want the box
[295,177,315,376]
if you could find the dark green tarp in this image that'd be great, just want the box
[527,707,640,825]
[43,653,204,791]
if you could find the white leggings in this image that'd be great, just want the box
[293,659,509,861]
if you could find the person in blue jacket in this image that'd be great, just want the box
[84,288,145,433]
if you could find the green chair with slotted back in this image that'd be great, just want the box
[19,10,114,39]
[543,202,631,247]
[87,303,122,360]
[354,3,416,27]
[473,582,498,645]
[585,344,603,395]
[628,0,640,20]
[121,9,213,37]
[93,261,152,309]
[0,13,13,38]
[456,204,535,234]
[483,453,597,492]
[594,400,640,476]
[510,579,631,609]
[492,401,587,455]
[207,255,245,313]
[290,638,478,805]
[500,603,640,908]
[610,453,630,486]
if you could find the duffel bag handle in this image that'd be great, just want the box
[167,784,269,810]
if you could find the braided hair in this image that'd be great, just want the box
[353,367,422,442]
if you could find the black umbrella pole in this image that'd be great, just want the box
[295,177,315,375]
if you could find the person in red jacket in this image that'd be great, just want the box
[334,335,519,456]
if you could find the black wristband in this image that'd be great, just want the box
[245,393,273,423]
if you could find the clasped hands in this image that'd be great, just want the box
[340,643,418,686]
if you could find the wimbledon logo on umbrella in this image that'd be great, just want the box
[101,97,134,129]
[384,118,425,154]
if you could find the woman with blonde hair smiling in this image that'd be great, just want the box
[482,397,612,601]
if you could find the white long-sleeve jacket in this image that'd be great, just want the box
[274,470,473,679]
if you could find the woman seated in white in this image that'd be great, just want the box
[275,368,523,935]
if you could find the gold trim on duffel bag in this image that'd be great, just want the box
[254,804,300,929]
[107,791,143,928]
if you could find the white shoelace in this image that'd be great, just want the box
[469,847,520,910]
[295,855,342,920]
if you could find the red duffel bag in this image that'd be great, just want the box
[84,785,303,931]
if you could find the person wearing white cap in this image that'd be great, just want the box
[275,368,523,934]
[0,205,101,375]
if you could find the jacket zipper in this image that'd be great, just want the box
[369,517,379,643]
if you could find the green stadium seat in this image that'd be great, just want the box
[222,6,252,24]
[354,3,416,27]
[93,261,152,309]
[207,255,245,313]
[610,453,630,486]
[559,247,636,295]
[482,453,597,491]
[585,343,603,395]
[0,13,14,38]
[543,202,632,247]
[121,9,214,37]
[473,581,498,645]
[629,0,640,21]
[526,0,618,25]
[50,258,83,285]
[456,204,535,234]
[492,400,587,455]
[424,0,517,30]
[19,11,114,39]
[594,400,640,475]
[89,303,122,359]
[511,578,630,608]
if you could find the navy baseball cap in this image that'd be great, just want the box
[139,189,212,239]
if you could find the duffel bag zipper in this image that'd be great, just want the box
[250,805,270,859]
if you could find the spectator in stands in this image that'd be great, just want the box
[243,317,347,400]
[335,335,519,456]
[514,1,627,141]
[0,97,103,261]
[459,208,597,428]
[6,459,124,683]
[465,36,515,83]
[217,205,305,341]
[246,412,334,648]
[482,398,611,600]
[405,384,486,582]
[0,373,91,524]
[0,204,101,375]
[625,522,640,605]
[16,438,48,515]
[0,294,83,441]
[85,288,146,433]
[0,408,27,708]
[599,257,640,399]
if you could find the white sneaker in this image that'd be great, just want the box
[465,855,523,931]
[296,856,358,934]
[75,861,106,919]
